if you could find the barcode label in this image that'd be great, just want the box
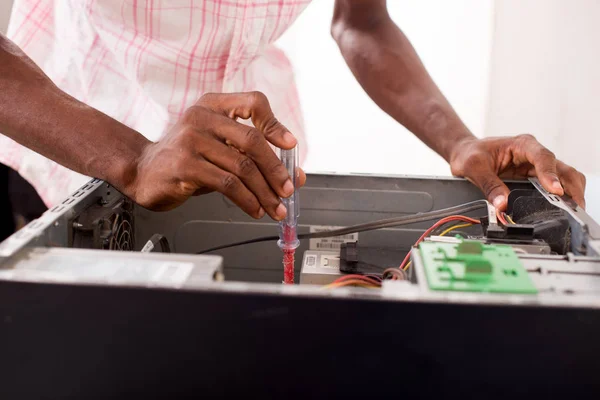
[309,226,358,251]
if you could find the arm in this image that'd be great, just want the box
[0,33,302,218]
[332,0,470,163]
[331,0,586,209]
[0,33,146,196]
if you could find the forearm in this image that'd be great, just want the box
[332,1,475,162]
[0,33,148,196]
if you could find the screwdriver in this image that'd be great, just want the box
[277,145,300,284]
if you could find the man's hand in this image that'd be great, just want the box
[450,134,586,211]
[128,92,306,219]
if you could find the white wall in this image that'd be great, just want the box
[3,0,599,216]
[486,0,600,217]
[277,0,495,177]
[0,0,12,34]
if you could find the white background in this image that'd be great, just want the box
[2,0,599,217]
[277,0,494,177]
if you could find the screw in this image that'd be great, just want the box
[73,222,83,229]
[54,221,60,227]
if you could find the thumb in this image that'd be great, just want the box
[467,167,510,211]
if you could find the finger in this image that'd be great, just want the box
[196,134,286,220]
[198,92,297,149]
[203,114,294,199]
[463,153,510,211]
[189,159,265,219]
[557,161,587,209]
[297,167,307,188]
[516,134,564,196]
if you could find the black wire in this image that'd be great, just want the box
[196,235,279,253]
[141,233,171,253]
[195,200,487,254]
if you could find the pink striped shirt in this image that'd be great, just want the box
[0,0,311,207]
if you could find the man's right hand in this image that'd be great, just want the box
[0,35,302,218]
[128,92,305,220]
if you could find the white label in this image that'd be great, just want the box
[309,226,358,251]
[305,254,317,267]
[140,240,155,253]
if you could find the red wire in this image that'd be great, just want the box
[329,215,481,285]
[398,215,480,269]
[497,212,508,225]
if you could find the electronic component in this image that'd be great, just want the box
[3,174,600,398]
[299,250,342,284]
[418,238,537,294]
[0,247,223,288]
[338,242,405,274]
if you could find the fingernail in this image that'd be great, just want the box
[283,179,294,196]
[283,132,296,146]
[276,203,287,219]
[493,195,506,210]
[257,207,265,218]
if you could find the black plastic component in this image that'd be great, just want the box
[339,242,405,274]
[340,241,358,263]
[509,191,571,254]
[480,214,536,241]
[477,190,572,255]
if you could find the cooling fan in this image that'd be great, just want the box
[71,197,135,250]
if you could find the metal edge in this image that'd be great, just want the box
[0,179,115,263]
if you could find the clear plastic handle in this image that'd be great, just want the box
[277,146,300,250]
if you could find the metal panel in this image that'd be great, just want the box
[143,174,531,282]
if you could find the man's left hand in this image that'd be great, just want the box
[449,134,586,211]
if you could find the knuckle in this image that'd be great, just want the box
[197,92,216,105]
[182,105,207,125]
[481,178,504,197]
[566,166,579,177]
[249,91,268,106]
[268,160,286,176]
[178,180,198,196]
[243,128,264,148]
[450,163,463,176]
[221,174,240,192]
[517,133,536,142]
[235,155,256,176]
[180,125,196,138]
[263,116,281,134]
[538,147,556,160]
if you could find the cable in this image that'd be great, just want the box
[328,274,382,287]
[382,268,408,281]
[141,233,171,253]
[439,223,473,237]
[400,216,480,271]
[325,282,380,289]
[326,219,477,287]
[505,213,516,225]
[497,211,508,225]
[195,200,487,254]
[401,222,474,271]
[322,278,381,290]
